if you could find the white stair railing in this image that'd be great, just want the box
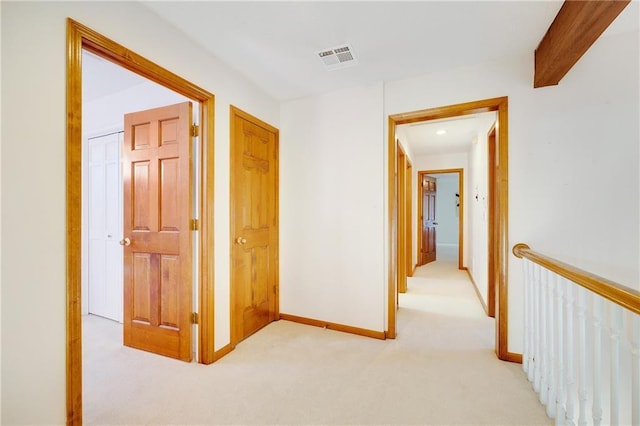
[514,243,640,426]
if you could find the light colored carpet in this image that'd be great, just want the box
[83,257,551,425]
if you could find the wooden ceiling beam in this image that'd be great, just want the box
[534,0,630,88]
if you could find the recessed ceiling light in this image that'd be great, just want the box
[436,129,447,135]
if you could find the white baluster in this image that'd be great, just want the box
[540,269,549,405]
[592,295,604,426]
[609,304,623,425]
[547,269,556,418]
[555,274,566,426]
[575,287,588,426]
[564,280,576,426]
[523,259,531,375]
[632,314,640,426]
[534,264,542,391]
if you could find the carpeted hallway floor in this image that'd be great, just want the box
[83,252,551,425]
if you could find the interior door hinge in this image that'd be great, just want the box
[191,123,199,137]
[191,312,199,324]
[190,218,199,231]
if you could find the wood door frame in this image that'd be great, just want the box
[417,169,464,270]
[397,142,407,294]
[487,123,497,318]
[66,19,216,424]
[388,97,518,362]
[229,105,280,347]
[406,159,413,277]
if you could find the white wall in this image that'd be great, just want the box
[413,152,469,267]
[468,130,490,305]
[386,28,640,353]
[1,2,279,423]
[280,82,385,331]
[84,81,189,137]
[433,174,458,246]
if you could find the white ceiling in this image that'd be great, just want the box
[142,1,638,102]
[84,1,638,157]
[82,51,147,102]
[397,111,498,157]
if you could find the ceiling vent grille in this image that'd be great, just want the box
[316,44,358,70]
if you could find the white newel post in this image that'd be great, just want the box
[609,304,623,425]
[564,280,576,425]
[576,287,588,426]
[534,264,542,392]
[547,269,557,418]
[555,273,566,426]
[592,295,604,426]
[632,314,639,426]
[523,259,532,375]
[541,269,549,405]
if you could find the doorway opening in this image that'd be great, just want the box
[66,19,215,424]
[387,97,518,363]
[417,169,464,270]
[81,50,197,328]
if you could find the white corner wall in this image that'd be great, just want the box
[1,2,279,423]
[468,132,490,305]
[280,82,385,331]
[385,26,639,353]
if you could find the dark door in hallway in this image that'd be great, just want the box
[230,107,279,345]
[122,101,193,361]
[421,176,437,264]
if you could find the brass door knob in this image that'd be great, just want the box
[235,237,247,245]
[119,237,131,246]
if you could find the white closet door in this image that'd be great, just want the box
[88,132,123,322]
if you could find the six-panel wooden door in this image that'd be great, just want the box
[422,176,437,264]
[230,107,279,345]
[122,102,193,361]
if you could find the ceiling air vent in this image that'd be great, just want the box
[316,44,358,71]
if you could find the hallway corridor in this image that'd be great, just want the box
[83,254,550,424]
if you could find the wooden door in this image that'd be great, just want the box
[122,102,193,361]
[230,107,279,345]
[88,132,123,322]
[421,176,437,264]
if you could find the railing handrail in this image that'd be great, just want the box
[513,243,640,316]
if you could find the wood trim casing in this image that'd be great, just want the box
[504,352,523,364]
[513,244,640,316]
[66,18,216,425]
[464,267,489,315]
[534,0,630,88]
[66,21,83,426]
[487,124,497,318]
[388,97,510,361]
[212,343,234,361]
[406,159,413,277]
[280,314,386,340]
[387,117,397,339]
[416,168,464,270]
[397,143,407,294]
